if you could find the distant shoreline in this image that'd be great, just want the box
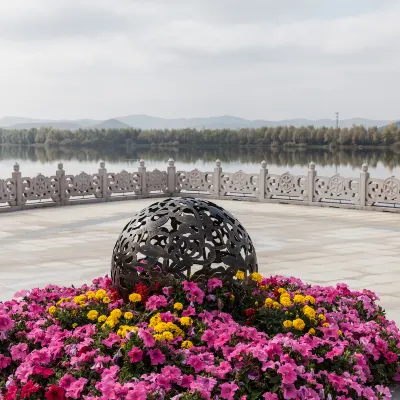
[0,143,395,151]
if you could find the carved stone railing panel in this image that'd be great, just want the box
[176,169,213,193]
[220,171,259,196]
[21,174,60,203]
[107,171,141,195]
[367,176,400,206]
[265,173,308,200]
[0,178,16,206]
[146,169,168,193]
[65,172,102,199]
[314,175,359,204]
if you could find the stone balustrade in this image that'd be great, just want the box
[1,160,399,213]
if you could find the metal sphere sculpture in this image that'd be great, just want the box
[111,197,258,300]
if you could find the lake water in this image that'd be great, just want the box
[1,145,400,179]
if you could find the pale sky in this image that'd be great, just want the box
[1,0,399,121]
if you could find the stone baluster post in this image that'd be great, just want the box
[138,160,147,196]
[98,161,108,199]
[308,162,316,205]
[259,160,267,201]
[56,162,66,204]
[213,159,222,197]
[360,163,369,207]
[12,162,23,206]
[167,158,176,195]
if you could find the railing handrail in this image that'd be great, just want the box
[1,160,400,213]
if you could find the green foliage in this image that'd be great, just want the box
[0,124,399,148]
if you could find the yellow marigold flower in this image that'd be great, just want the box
[280,292,291,298]
[305,295,315,304]
[48,306,56,316]
[250,272,263,283]
[322,323,330,328]
[230,295,235,302]
[110,309,122,318]
[180,317,193,326]
[149,316,161,327]
[162,331,174,341]
[265,298,273,307]
[154,322,168,333]
[278,288,287,294]
[72,323,78,328]
[87,310,99,320]
[98,315,107,323]
[73,295,86,305]
[181,340,193,349]
[105,319,115,328]
[174,302,183,311]
[117,328,127,338]
[293,318,305,331]
[259,285,266,291]
[338,330,342,336]
[153,334,163,341]
[303,306,316,319]
[235,271,245,280]
[318,314,326,321]
[129,293,142,303]
[95,290,106,300]
[308,328,316,336]
[283,320,293,328]
[86,291,95,299]
[124,312,133,320]
[293,294,305,304]
[273,301,281,309]
[103,297,110,304]
[280,296,292,307]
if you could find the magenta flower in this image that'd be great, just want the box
[220,382,239,400]
[10,343,29,361]
[145,295,167,311]
[148,349,165,366]
[161,365,181,382]
[0,354,11,370]
[138,329,155,348]
[0,313,14,333]
[128,347,143,363]
[207,278,223,292]
[385,351,398,364]
[277,363,297,385]
[263,393,279,400]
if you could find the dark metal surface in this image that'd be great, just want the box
[111,197,258,300]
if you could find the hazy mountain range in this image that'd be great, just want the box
[0,115,396,130]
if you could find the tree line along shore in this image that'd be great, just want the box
[0,124,399,149]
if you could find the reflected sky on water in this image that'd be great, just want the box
[0,146,399,179]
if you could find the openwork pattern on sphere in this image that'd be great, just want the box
[111,197,258,300]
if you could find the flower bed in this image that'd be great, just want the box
[1,272,400,399]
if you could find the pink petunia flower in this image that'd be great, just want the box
[220,382,239,400]
[128,347,143,363]
[147,349,165,366]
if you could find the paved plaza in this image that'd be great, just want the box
[1,199,400,323]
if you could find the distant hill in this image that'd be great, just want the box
[116,114,392,130]
[0,114,395,130]
[93,119,130,129]
[7,122,82,130]
[0,116,53,127]
[0,117,103,130]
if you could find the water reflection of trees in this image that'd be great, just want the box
[0,145,399,169]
